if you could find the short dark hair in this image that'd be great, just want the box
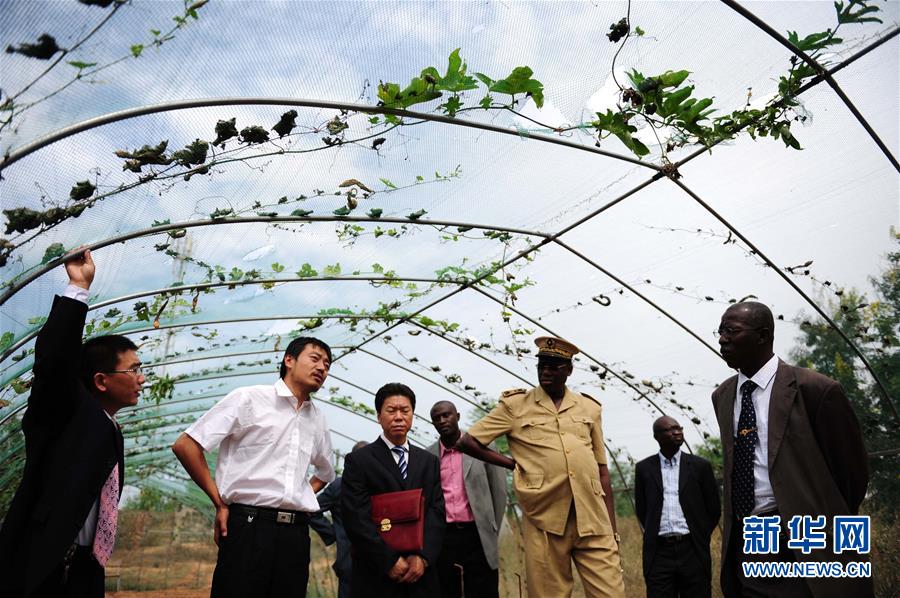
[727,301,775,334]
[80,335,138,392]
[374,382,416,413]
[280,337,332,378]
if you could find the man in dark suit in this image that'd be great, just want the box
[634,415,720,597]
[317,440,368,598]
[341,383,445,598]
[0,249,143,598]
[428,400,507,598]
[712,301,871,598]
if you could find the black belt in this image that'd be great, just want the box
[658,534,691,543]
[446,521,477,530]
[230,503,311,525]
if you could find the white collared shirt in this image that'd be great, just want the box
[380,433,410,468]
[658,449,690,536]
[734,353,779,515]
[186,379,335,512]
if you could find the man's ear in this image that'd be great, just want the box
[283,353,296,371]
[93,372,108,393]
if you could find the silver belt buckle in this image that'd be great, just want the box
[276,511,294,524]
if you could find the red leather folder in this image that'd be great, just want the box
[370,488,424,553]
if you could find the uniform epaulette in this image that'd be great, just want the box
[501,388,528,398]
[581,392,601,406]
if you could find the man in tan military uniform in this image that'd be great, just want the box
[457,337,625,598]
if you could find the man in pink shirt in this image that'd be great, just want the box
[428,401,507,598]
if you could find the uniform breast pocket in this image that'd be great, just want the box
[567,415,593,442]
[520,419,551,442]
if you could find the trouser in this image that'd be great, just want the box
[645,534,710,598]
[211,504,312,598]
[436,522,499,598]
[521,505,625,598]
[31,544,104,598]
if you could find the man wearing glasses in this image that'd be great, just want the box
[0,249,144,598]
[712,301,870,598]
[457,336,625,597]
[171,335,335,598]
[634,416,720,597]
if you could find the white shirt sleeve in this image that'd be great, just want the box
[62,284,89,303]
[310,414,336,483]
[185,391,243,452]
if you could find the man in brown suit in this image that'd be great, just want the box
[712,301,872,598]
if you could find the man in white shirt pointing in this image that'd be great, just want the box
[172,336,335,598]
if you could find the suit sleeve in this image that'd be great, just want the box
[633,461,647,529]
[486,461,508,530]
[316,479,340,514]
[810,380,869,513]
[421,453,446,565]
[698,458,721,534]
[340,452,400,576]
[24,295,89,426]
[309,512,336,546]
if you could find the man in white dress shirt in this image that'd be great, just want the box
[172,337,335,598]
[634,416,720,598]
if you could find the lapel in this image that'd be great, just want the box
[115,423,125,493]
[767,360,797,469]
[717,375,738,466]
[373,437,406,488]
[678,453,690,495]
[650,456,663,493]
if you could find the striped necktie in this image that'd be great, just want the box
[391,446,407,480]
[93,464,119,567]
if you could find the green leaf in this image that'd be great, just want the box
[407,209,427,220]
[489,66,545,108]
[323,263,342,277]
[379,178,397,189]
[297,263,318,278]
[479,95,493,109]
[291,209,313,217]
[787,30,843,52]
[372,263,384,274]
[0,331,14,352]
[271,262,285,273]
[440,95,463,117]
[377,76,442,110]
[475,72,495,87]
[658,70,690,88]
[333,206,351,217]
[150,28,161,36]
[229,267,244,281]
[367,208,383,218]
[429,48,479,93]
[634,26,646,36]
[41,243,65,264]
[67,60,97,70]
[130,44,144,58]
[592,110,649,157]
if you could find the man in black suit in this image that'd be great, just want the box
[317,440,368,598]
[634,415,720,598]
[341,383,445,598]
[0,249,144,598]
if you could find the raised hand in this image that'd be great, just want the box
[63,247,94,289]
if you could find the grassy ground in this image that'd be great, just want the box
[109,508,900,597]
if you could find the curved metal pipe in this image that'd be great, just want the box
[719,0,899,172]
[0,98,663,171]
[0,216,549,305]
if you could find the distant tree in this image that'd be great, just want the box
[124,485,178,512]
[790,230,899,520]
[693,435,724,484]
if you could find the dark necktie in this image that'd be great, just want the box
[732,380,758,518]
[391,446,407,480]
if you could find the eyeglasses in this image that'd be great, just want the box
[535,362,568,372]
[105,366,144,377]
[713,325,764,339]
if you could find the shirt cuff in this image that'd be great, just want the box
[62,284,89,304]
